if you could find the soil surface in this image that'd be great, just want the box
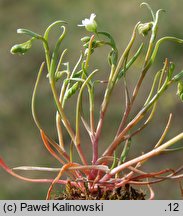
[54,183,145,200]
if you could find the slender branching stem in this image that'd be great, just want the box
[103,77,172,156]
[154,113,173,148]
[94,23,140,161]
[101,132,183,181]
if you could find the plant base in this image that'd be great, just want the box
[54,183,145,200]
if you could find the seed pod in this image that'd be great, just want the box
[64,82,79,100]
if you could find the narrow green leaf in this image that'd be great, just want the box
[31,62,45,130]
[172,71,183,82]
[163,146,183,152]
[72,70,83,78]
[108,49,118,66]
[17,29,42,39]
[140,2,155,21]
[44,20,67,41]
[120,138,131,164]
[98,31,117,50]
[118,43,144,79]
[49,26,67,80]
[150,37,183,66]
[110,151,117,170]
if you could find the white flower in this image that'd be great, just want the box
[78,13,97,32]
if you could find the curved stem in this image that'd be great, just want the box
[31,62,45,130]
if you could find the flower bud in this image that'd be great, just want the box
[10,39,33,55]
[138,22,153,36]
[177,81,183,101]
[168,62,175,80]
[81,36,91,43]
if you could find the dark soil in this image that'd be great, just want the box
[54,182,145,200]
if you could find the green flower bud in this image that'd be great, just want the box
[92,40,104,48]
[83,40,104,50]
[167,62,175,80]
[10,39,33,55]
[138,22,153,36]
[78,13,97,33]
[81,36,91,43]
[177,81,183,101]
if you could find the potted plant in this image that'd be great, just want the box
[1,3,183,200]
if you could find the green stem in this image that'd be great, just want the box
[75,70,97,165]
[43,20,67,72]
[102,132,183,180]
[50,80,75,142]
[84,35,95,70]
[31,62,45,130]
[42,40,51,71]
[103,78,171,156]
[75,71,97,145]
[49,26,66,80]
[88,86,95,134]
[95,23,139,151]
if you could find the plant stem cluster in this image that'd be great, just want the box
[1,3,183,199]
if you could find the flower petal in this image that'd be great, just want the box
[90,13,96,21]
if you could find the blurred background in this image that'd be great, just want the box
[0,0,182,199]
